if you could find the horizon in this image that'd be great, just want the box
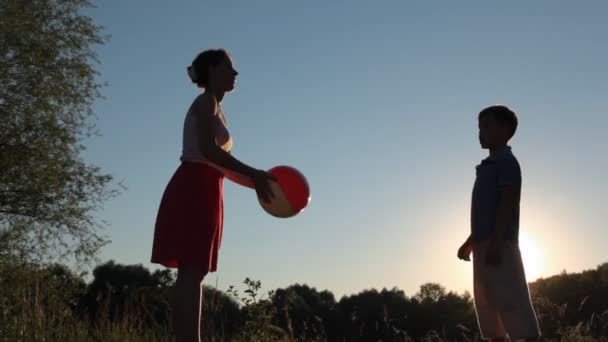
[81,258,608,300]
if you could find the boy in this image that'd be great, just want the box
[457,105,540,341]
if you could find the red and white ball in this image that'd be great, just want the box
[257,166,310,218]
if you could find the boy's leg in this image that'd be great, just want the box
[473,241,508,340]
[497,243,541,341]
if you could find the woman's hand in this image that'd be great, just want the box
[252,170,277,203]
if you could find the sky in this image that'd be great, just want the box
[83,1,608,298]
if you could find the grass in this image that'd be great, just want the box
[1,265,607,341]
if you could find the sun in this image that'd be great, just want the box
[519,232,544,281]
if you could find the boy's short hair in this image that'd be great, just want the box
[479,105,518,139]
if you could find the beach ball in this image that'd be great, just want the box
[258,166,310,218]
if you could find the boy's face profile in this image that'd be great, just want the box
[478,114,510,150]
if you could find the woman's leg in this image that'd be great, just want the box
[173,265,207,342]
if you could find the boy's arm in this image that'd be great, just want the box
[457,235,474,261]
[492,185,517,241]
[486,185,517,265]
[463,235,472,245]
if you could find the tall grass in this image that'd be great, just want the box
[1,265,607,341]
[0,262,173,342]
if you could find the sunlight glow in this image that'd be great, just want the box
[519,231,544,281]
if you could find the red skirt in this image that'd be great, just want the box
[151,161,224,272]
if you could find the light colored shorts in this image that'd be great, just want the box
[473,240,540,340]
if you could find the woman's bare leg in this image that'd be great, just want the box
[172,265,207,342]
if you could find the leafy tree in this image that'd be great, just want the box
[0,0,116,264]
[228,278,288,341]
[272,284,338,341]
[530,262,608,339]
[414,282,446,303]
[202,286,241,341]
[339,288,414,341]
[81,260,173,328]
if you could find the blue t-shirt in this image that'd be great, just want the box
[470,146,521,242]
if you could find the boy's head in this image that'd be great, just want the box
[478,105,518,150]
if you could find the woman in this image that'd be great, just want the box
[151,49,275,342]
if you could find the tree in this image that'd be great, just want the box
[338,288,414,341]
[0,0,116,264]
[202,286,241,341]
[414,282,446,303]
[272,284,338,341]
[529,262,608,339]
[0,261,89,340]
[81,261,174,328]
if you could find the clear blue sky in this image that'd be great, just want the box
[84,1,607,298]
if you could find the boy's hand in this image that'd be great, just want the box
[457,240,473,261]
[485,239,503,266]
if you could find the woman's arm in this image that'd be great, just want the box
[193,94,274,201]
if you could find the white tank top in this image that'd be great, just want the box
[180,104,233,162]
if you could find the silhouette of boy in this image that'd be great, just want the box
[458,105,540,341]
